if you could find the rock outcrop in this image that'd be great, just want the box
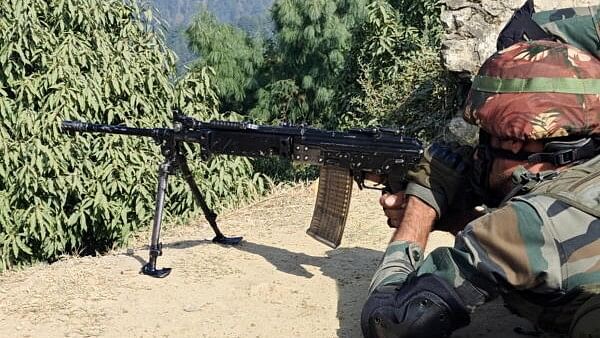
[441,0,598,77]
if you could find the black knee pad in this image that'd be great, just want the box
[361,274,470,338]
[570,294,600,338]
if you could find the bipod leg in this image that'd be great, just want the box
[176,153,242,245]
[141,160,173,278]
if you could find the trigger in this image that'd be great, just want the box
[361,181,386,191]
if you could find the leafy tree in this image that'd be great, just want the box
[186,10,265,112]
[149,0,275,71]
[0,0,268,270]
[252,0,367,126]
[340,0,454,140]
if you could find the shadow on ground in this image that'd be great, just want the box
[230,240,382,337]
[142,238,553,338]
[138,237,379,336]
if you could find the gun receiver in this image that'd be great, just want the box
[61,113,423,277]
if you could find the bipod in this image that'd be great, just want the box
[176,152,243,246]
[141,140,242,278]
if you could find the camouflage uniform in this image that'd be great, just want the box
[532,6,600,60]
[366,40,600,336]
[370,155,600,334]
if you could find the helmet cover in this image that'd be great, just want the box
[464,40,600,140]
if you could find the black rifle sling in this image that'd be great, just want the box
[497,0,553,50]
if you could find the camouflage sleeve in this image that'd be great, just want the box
[404,143,477,219]
[431,201,551,293]
[533,6,600,59]
[369,154,600,331]
[370,200,557,311]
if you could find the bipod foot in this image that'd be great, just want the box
[141,263,172,278]
[212,235,243,245]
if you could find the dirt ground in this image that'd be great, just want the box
[0,183,560,338]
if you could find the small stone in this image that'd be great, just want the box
[183,304,203,312]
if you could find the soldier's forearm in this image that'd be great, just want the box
[390,195,437,249]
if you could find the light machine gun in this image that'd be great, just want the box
[61,113,423,277]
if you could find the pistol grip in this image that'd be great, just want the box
[386,170,408,194]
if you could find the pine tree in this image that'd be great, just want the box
[252,0,367,126]
[186,10,265,112]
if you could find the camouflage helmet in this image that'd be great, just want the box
[464,40,600,140]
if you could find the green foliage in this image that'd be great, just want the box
[0,0,269,270]
[250,80,308,123]
[149,0,275,71]
[389,0,442,38]
[339,0,454,141]
[176,0,366,128]
[257,0,367,126]
[186,10,265,111]
[182,0,370,127]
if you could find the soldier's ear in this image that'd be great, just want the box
[508,140,524,154]
[491,137,525,154]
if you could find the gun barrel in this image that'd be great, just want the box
[61,120,90,133]
[61,120,172,139]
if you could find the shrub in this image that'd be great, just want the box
[0,0,269,270]
[340,0,457,141]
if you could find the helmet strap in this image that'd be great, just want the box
[528,137,598,165]
[472,131,597,206]
[488,137,597,166]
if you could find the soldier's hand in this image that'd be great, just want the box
[380,192,407,228]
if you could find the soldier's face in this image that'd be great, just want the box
[486,137,555,196]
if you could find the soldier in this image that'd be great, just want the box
[361,40,600,337]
